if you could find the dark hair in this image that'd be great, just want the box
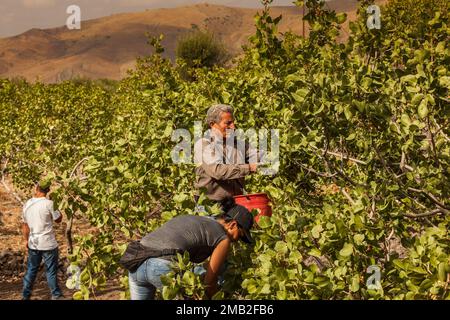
[220,197,236,215]
[219,198,250,227]
[36,184,50,194]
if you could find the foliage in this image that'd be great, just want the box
[176,28,229,70]
[0,0,449,300]
[159,252,206,300]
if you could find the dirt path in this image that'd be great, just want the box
[0,179,123,300]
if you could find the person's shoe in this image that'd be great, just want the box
[22,296,30,300]
[51,295,66,300]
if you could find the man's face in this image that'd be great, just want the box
[225,220,243,243]
[211,112,235,138]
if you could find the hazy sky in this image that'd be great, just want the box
[0,0,298,38]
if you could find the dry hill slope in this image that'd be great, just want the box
[0,1,386,83]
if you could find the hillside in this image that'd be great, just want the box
[0,1,385,83]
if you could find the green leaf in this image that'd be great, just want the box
[246,282,257,294]
[426,94,435,106]
[308,248,322,258]
[162,286,177,300]
[416,64,426,78]
[344,105,353,120]
[438,76,450,88]
[438,262,447,282]
[163,123,173,138]
[311,225,323,239]
[353,234,365,245]
[276,290,287,300]
[182,271,195,287]
[418,99,428,119]
[266,185,281,200]
[292,88,309,103]
[401,114,411,127]
[350,275,360,292]
[275,241,288,255]
[406,86,420,93]
[401,75,417,84]
[257,216,272,229]
[72,291,83,300]
[285,73,302,83]
[435,41,446,54]
[260,283,271,294]
[336,13,347,24]
[222,91,231,103]
[173,193,188,203]
[339,243,353,257]
[411,94,424,106]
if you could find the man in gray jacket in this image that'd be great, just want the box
[194,104,258,204]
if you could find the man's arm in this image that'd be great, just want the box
[201,163,254,181]
[204,238,230,299]
[195,138,256,181]
[49,201,62,223]
[22,202,29,251]
[22,223,30,251]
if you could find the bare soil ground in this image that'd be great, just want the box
[0,179,123,300]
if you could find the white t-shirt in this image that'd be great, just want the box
[22,197,61,251]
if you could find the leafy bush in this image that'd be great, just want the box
[176,28,229,69]
[0,0,448,300]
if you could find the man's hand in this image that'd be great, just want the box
[249,163,258,173]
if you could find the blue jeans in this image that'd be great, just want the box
[128,258,226,300]
[193,262,226,286]
[128,257,173,300]
[23,247,62,299]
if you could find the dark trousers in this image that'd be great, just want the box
[22,247,62,299]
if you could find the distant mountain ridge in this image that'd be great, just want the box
[0,1,386,83]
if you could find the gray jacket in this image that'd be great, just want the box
[194,130,257,201]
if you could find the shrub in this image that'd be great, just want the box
[176,29,229,69]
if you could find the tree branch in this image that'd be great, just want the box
[320,149,368,165]
[340,188,356,205]
[376,147,449,211]
[70,157,90,179]
[407,187,450,211]
[66,157,90,255]
[296,161,337,178]
[432,118,450,142]
[1,159,24,206]
[426,116,440,168]
[329,162,369,188]
[322,153,356,206]
[403,208,447,218]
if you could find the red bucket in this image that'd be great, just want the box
[234,193,272,223]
